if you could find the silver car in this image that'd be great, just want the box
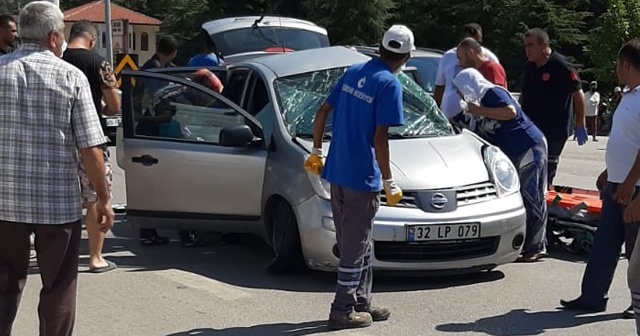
[117,46,526,274]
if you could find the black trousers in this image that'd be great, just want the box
[0,219,82,336]
[547,137,568,187]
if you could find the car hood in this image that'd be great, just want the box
[296,132,490,190]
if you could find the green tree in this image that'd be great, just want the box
[588,0,640,87]
[302,0,397,45]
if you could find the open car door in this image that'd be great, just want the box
[118,69,267,230]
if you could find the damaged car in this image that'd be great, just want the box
[117,46,526,274]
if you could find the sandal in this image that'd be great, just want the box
[516,251,548,263]
[140,235,170,246]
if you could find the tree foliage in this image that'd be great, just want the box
[11,0,633,90]
[588,0,640,88]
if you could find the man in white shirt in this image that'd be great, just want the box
[561,38,640,322]
[584,81,601,141]
[434,23,499,119]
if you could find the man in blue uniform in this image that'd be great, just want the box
[304,24,413,330]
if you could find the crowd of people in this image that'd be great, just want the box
[305,21,640,333]
[0,1,639,334]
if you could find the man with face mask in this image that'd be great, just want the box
[304,24,413,330]
[0,15,18,55]
[0,2,113,335]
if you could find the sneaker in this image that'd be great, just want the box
[356,306,391,322]
[328,311,373,330]
[560,297,606,313]
[623,305,634,319]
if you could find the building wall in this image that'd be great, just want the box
[63,22,159,67]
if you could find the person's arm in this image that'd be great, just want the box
[468,103,516,121]
[613,148,640,205]
[573,90,586,128]
[561,62,586,128]
[97,59,120,116]
[434,54,447,106]
[375,80,405,177]
[374,126,392,179]
[312,103,332,149]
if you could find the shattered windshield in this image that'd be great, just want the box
[273,67,453,138]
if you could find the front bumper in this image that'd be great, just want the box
[295,192,526,273]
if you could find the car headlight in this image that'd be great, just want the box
[483,145,520,197]
[307,172,331,200]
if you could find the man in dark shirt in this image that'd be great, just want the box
[63,21,120,273]
[141,35,178,70]
[521,28,587,186]
[0,15,18,55]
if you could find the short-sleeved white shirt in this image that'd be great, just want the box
[585,91,600,117]
[606,85,640,186]
[436,46,499,118]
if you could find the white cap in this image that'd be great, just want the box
[382,24,416,54]
[614,86,622,93]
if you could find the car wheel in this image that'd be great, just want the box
[266,200,305,274]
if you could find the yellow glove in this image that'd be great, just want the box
[383,179,403,207]
[304,148,324,175]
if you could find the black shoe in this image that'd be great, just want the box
[560,297,606,312]
[328,311,373,330]
[356,306,391,322]
[623,305,634,319]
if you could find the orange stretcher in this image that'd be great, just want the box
[547,188,602,216]
[546,186,601,254]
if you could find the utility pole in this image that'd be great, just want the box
[105,0,113,66]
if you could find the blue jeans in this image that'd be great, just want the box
[580,182,640,306]
[517,142,548,254]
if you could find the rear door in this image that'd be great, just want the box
[119,69,266,228]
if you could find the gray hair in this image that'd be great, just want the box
[18,1,64,44]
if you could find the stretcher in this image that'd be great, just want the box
[546,186,602,254]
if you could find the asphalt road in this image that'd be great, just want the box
[13,137,637,336]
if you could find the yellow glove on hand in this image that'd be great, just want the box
[384,179,403,207]
[304,148,324,175]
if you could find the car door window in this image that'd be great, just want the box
[225,69,250,106]
[130,76,249,145]
[246,73,275,141]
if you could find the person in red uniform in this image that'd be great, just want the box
[456,37,507,88]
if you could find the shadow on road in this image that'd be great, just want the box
[165,320,330,336]
[435,309,620,335]
[68,222,507,294]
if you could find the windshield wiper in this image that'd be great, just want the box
[388,132,409,139]
[295,133,332,140]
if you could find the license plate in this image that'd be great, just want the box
[407,223,480,242]
[106,118,121,127]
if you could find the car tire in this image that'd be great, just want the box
[266,200,306,274]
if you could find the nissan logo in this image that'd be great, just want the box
[431,193,448,209]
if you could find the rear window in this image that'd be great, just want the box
[211,27,330,56]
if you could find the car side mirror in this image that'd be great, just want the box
[219,125,255,147]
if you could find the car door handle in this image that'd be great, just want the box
[131,155,158,166]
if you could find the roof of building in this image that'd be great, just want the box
[63,1,162,26]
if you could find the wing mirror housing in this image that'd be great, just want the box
[219,125,256,147]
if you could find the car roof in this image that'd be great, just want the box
[243,46,370,78]
[353,46,444,58]
[202,16,328,36]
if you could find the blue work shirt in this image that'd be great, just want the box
[322,59,405,192]
[188,53,222,67]
[478,87,545,163]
